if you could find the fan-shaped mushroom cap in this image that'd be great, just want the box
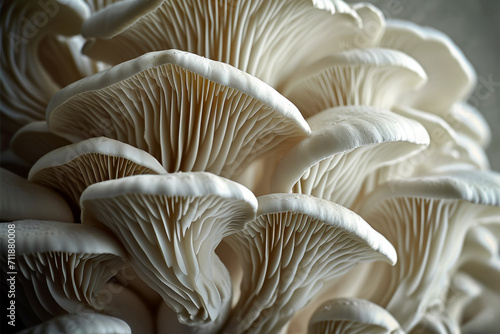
[379,20,476,113]
[307,298,403,334]
[47,50,310,179]
[81,172,258,330]
[80,0,369,87]
[10,121,71,166]
[29,137,166,208]
[223,193,396,334]
[355,171,500,330]
[280,48,427,118]
[366,105,489,189]
[0,0,103,140]
[17,313,131,334]
[271,105,429,209]
[0,220,128,321]
[0,168,73,222]
[445,103,491,149]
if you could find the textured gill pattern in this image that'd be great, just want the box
[364,197,473,330]
[287,65,412,118]
[85,193,249,324]
[87,0,355,86]
[292,142,404,209]
[85,0,120,13]
[0,3,58,135]
[17,252,123,318]
[51,65,301,178]
[226,212,388,334]
[31,153,159,206]
[309,321,389,334]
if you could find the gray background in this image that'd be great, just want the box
[347,0,500,171]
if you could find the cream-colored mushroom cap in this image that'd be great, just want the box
[380,19,476,113]
[0,220,128,320]
[355,171,500,330]
[10,121,71,165]
[280,48,427,118]
[80,0,365,86]
[223,193,396,334]
[308,298,404,334]
[81,172,257,331]
[29,137,166,207]
[47,50,310,179]
[271,105,429,208]
[17,313,131,334]
[0,168,73,222]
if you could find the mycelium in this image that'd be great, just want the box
[80,172,258,333]
[46,50,310,179]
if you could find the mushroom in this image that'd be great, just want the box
[379,19,476,113]
[10,121,71,166]
[279,48,427,118]
[0,220,128,323]
[307,298,404,334]
[46,49,310,179]
[408,310,460,334]
[444,103,491,149]
[80,0,369,87]
[17,313,131,334]
[0,168,73,222]
[28,137,166,209]
[80,172,258,332]
[271,105,429,209]
[0,0,103,141]
[223,193,397,334]
[353,171,500,331]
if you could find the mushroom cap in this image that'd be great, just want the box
[0,220,128,319]
[379,19,476,113]
[281,48,427,117]
[0,0,92,140]
[80,0,364,86]
[47,49,310,178]
[81,172,257,327]
[446,103,491,149]
[17,313,131,334]
[29,137,166,207]
[10,121,71,165]
[271,105,429,208]
[224,193,396,333]
[308,298,404,334]
[0,168,73,222]
[355,171,500,330]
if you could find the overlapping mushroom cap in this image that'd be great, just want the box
[81,172,257,331]
[47,49,310,179]
[224,193,396,334]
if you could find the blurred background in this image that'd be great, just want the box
[347,0,500,171]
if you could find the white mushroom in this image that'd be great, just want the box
[28,137,166,208]
[409,311,460,334]
[0,220,128,322]
[354,171,500,330]
[271,105,429,209]
[280,48,427,118]
[0,0,104,140]
[80,172,258,332]
[0,168,73,222]
[444,103,491,149]
[10,121,71,166]
[80,0,367,87]
[379,19,476,113]
[17,313,131,334]
[223,193,397,334]
[307,298,404,334]
[47,50,310,179]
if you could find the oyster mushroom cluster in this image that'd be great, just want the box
[1,1,499,333]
